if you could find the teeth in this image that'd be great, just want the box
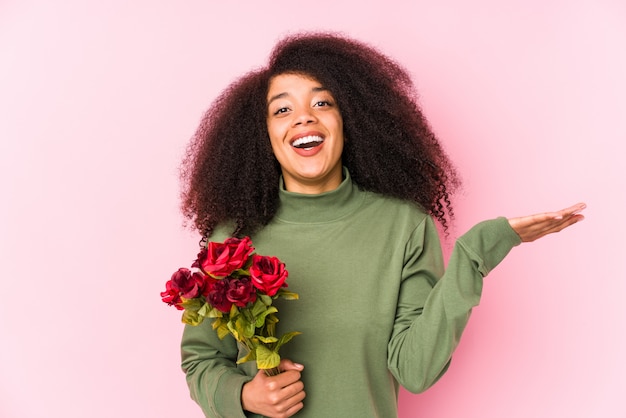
[292,135,324,148]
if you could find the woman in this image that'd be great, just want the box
[178,33,584,418]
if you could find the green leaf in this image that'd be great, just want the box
[227,320,241,341]
[255,306,278,328]
[264,313,278,337]
[197,303,212,318]
[180,297,205,311]
[242,255,255,270]
[232,268,250,277]
[207,307,224,318]
[214,322,230,340]
[236,348,256,365]
[229,304,240,317]
[250,299,267,317]
[235,316,255,339]
[255,345,280,370]
[259,294,273,306]
[181,309,204,326]
[256,335,278,344]
[275,331,302,350]
[277,289,299,300]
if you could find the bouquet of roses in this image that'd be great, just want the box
[161,236,300,375]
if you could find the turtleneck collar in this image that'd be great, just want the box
[275,168,365,224]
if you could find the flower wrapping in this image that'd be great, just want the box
[161,236,300,374]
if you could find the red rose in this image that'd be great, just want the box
[160,268,206,310]
[249,255,288,296]
[160,281,184,310]
[207,278,234,313]
[199,237,254,277]
[226,277,257,308]
[191,248,207,269]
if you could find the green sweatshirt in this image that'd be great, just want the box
[180,170,521,417]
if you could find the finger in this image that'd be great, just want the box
[284,401,305,417]
[265,377,305,417]
[272,370,303,389]
[552,202,587,220]
[520,213,584,242]
[542,214,584,235]
[509,203,586,233]
[513,202,587,224]
[280,379,305,402]
[279,358,304,372]
[536,211,585,231]
[273,382,306,417]
[282,390,306,417]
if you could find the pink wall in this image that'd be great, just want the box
[1,1,624,417]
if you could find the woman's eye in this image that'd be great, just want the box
[314,100,332,107]
[273,107,289,115]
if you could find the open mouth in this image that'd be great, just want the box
[291,135,325,149]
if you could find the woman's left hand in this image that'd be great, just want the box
[508,202,586,243]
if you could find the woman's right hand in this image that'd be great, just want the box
[241,359,306,418]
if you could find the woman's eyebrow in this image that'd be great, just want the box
[267,92,288,105]
[267,86,330,105]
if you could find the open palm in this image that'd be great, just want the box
[508,202,586,242]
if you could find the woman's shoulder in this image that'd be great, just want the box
[206,222,238,241]
[359,187,430,224]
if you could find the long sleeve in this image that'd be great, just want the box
[387,216,522,393]
[181,316,253,418]
[177,175,525,417]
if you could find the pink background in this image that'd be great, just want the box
[1,1,625,417]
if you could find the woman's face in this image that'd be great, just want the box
[266,73,344,194]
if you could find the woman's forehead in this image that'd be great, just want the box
[267,73,328,100]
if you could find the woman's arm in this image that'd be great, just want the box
[181,320,252,418]
[387,203,585,393]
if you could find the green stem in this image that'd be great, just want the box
[263,367,281,377]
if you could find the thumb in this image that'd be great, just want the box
[254,368,270,380]
[279,358,304,372]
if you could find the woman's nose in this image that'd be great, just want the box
[293,108,317,126]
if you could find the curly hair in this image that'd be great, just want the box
[180,32,460,238]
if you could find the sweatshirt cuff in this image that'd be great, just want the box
[457,217,522,276]
[213,372,253,418]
